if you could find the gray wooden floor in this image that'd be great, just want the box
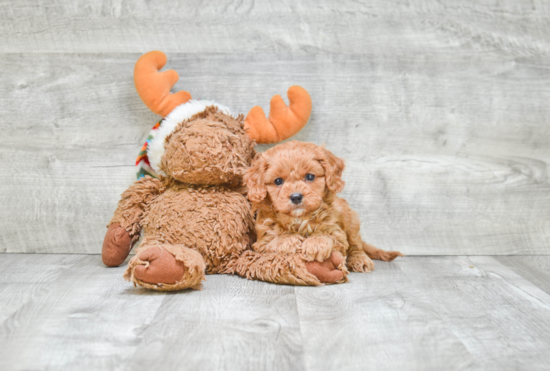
[1,254,549,371]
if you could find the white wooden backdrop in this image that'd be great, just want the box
[1,0,549,254]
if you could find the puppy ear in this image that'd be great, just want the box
[245,154,268,202]
[316,146,345,193]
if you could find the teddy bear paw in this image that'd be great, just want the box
[132,246,185,285]
[305,251,349,284]
[124,245,206,291]
[102,224,133,267]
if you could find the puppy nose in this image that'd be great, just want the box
[290,193,303,205]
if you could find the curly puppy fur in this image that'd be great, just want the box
[239,141,403,282]
[106,108,331,290]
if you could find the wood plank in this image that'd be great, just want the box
[0,254,305,371]
[0,53,150,254]
[296,256,550,371]
[0,0,549,54]
[468,256,550,308]
[493,256,550,295]
[1,255,550,370]
[0,255,167,370]
[1,52,549,254]
[122,275,305,371]
[0,254,85,323]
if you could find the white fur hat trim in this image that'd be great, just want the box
[147,99,231,176]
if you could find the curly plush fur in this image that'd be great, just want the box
[228,141,403,285]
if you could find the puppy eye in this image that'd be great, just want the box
[274,178,284,186]
[305,173,315,181]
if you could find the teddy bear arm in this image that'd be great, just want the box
[102,176,164,267]
[224,250,321,286]
[107,176,164,237]
[238,223,347,285]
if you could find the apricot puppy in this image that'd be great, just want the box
[244,141,403,284]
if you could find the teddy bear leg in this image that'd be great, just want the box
[123,244,206,291]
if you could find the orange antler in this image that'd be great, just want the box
[244,86,312,144]
[134,51,192,117]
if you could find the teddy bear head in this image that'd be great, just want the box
[133,51,312,186]
[160,107,255,186]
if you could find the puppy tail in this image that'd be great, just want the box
[362,241,404,261]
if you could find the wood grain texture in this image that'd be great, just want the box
[0,254,304,371]
[122,275,305,371]
[0,254,84,323]
[0,255,167,370]
[296,256,550,371]
[1,0,550,254]
[494,256,550,295]
[1,255,550,370]
[1,0,549,55]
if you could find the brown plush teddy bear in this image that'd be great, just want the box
[102,51,330,291]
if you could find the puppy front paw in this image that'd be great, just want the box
[347,251,375,273]
[260,235,305,254]
[300,236,334,262]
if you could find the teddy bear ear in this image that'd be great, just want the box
[134,51,192,117]
[244,86,312,144]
